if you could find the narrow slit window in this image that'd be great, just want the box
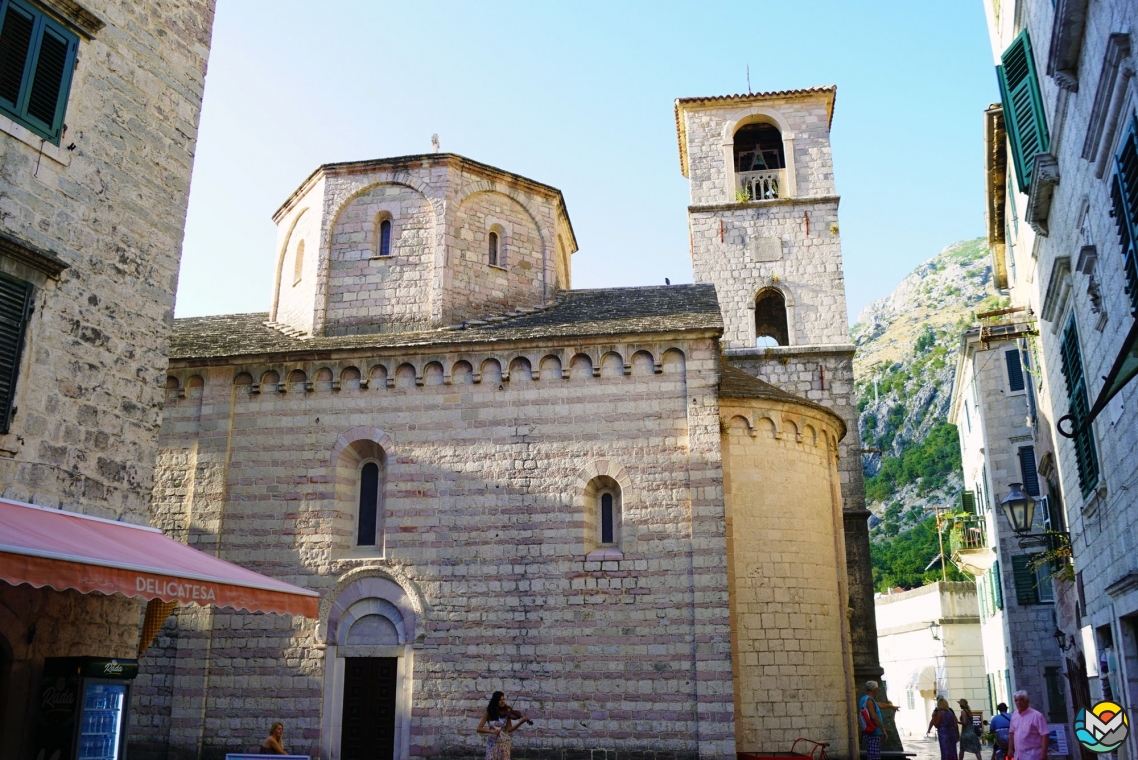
[601,493,614,544]
[357,462,380,546]
[489,231,499,267]
[292,240,305,285]
[379,219,392,257]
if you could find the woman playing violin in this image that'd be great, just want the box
[477,692,529,760]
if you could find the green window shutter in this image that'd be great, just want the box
[0,0,78,144]
[1112,116,1138,315]
[1018,446,1040,497]
[1012,554,1040,605]
[977,575,988,622]
[960,490,977,514]
[1006,349,1026,391]
[998,31,1050,192]
[1043,666,1067,721]
[0,272,32,434]
[1059,316,1100,496]
[992,559,1003,610]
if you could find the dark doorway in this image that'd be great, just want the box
[341,657,398,760]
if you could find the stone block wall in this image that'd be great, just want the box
[719,397,854,756]
[446,189,546,324]
[689,199,847,349]
[134,336,739,760]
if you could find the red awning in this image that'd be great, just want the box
[0,498,319,617]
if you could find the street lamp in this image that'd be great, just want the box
[999,482,1036,534]
[1054,628,1075,652]
[928,620,942,641]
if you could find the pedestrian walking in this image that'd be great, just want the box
[1008,691,1050,760]
[928,697,960,760]
[989,703,1011,760]
[859,680,888,760]
[958,699,982,760]
[258,722,287,755]
[477,691,528,760]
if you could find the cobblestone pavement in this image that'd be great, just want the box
[900,734,996,760]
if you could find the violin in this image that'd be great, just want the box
[504,705,534,725]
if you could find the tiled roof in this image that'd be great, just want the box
[718,365,847,436]
[169,284,722,361]
[674,86,838,176]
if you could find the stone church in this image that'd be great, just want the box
[132,86,879,760]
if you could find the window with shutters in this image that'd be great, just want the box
[0,0,78,145]
[0,271,31,434]
[998,31,1050,193]
[1012,554,1051,605]
[1110,115,1138,315]
[1006,349,1025,391]
[1059,315,1099,496]
[992,559,1003,610]
[1018,446,1040,496]
[960,490,977,513]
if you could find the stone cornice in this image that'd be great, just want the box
[689,195,840,213]
[725,343,855,358]
[0,229,70,278]
[38,0,105,39]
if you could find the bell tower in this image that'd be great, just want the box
[676,86,893,740]
[677,86,849,349]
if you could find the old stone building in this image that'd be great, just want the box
[0,1,216,758]
[974,0,1138,755]
[136,87,877,760]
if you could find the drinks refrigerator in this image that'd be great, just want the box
[33,657,139,760]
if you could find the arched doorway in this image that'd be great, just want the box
[322,573,419,760]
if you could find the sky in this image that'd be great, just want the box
[175,1,997,326]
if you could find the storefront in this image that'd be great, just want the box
[0,498,318,760]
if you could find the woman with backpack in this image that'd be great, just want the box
[928,697,960,760]
[859,681,888,760]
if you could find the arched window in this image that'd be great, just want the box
[734,122,785,200]
[357,461,381,546]
[755,288,789,347]
[379,219,392,257]
[601,493,615,544]
[488,231,500,267]
[293,240,305,285]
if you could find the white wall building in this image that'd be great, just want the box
[876,582,988,739]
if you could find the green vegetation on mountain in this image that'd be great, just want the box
[864,422,963,504]
[852,237,1003,591]
[871,515,968,591]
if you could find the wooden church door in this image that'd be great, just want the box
[341,657,398,760]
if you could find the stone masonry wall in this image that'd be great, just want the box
[134,336,738,760]
[446,191,546,324]
[273,186,326,336]
[689,200,847,348]
[324,183,436,335]
[720,399,853,756]
[0,0,214,519]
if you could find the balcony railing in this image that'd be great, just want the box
[949,515,988,554]
[736,169,786,201]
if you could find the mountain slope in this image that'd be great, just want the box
[852,238,1007,589]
